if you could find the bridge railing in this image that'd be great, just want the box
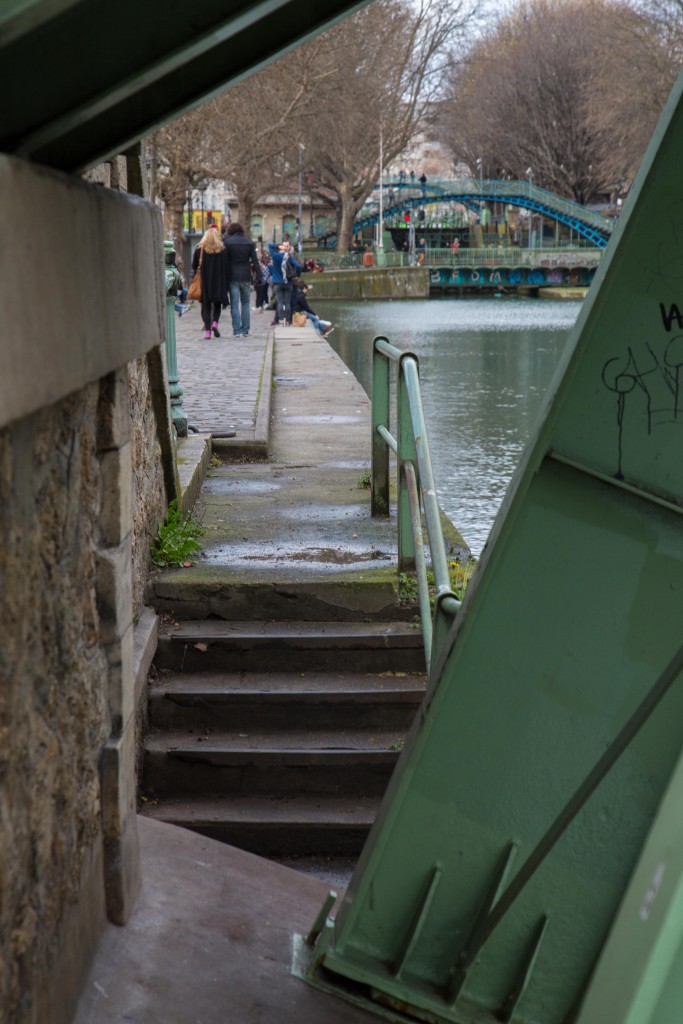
[371,336,460,675]
[425,178,614,233]
[299,246,603,272]
[424,246,603,268]
[366,178,614,236]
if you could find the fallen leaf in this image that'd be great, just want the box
[194,643,209,652]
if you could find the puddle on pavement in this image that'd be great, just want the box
[274,376,323,388]
[201,478,281,495]
[278,503,370,523]
[202,539,393,573]
[282,415,363,425]
[283,547,389,564]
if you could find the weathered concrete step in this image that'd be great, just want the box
[139,794,380,857]
[152,576,411,623]
[154,619,425,674]
[143,729,403,797]
[149,670,426,730]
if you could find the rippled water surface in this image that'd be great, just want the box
[317,296,581,556]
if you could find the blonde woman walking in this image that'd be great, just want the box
[190,224,228,339]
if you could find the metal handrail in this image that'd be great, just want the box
[299,246,603,272]
[422,178,615,233]
[423,246,603,268]
[371,336,460,674]
[367,177,614,233]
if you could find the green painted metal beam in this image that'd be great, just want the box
[301,67,683,1024]
[575,738,683,1024]
[0,0,368,172]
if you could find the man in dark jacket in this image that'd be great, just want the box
[224,223,262,337]
[291,283,333,336]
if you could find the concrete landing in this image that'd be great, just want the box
[74,817,378,1024]
[154,317,436,621]
[166,306,467,611]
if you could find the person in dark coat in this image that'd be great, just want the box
[224,223,262,337]
[291,282,333,336]
[191,225,228,339]
[268,240,301,325]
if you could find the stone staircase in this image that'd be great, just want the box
[140,618,426,857]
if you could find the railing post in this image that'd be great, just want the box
[371,338,390,516]
[397,354,418,571]
[164,240,188,438]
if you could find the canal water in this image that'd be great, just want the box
[316,296,581,557]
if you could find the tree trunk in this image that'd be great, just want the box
[337,187,364,253]
[239,194,254,236]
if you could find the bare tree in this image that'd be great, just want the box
[152,47,323,268]
[300,0,481,252]
[153,107,216,267]
[441,0,680,203]
[588,0,683,185]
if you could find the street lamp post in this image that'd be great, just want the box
[376,124,386,265]
[297,143,304,253]
[526,167,533,249]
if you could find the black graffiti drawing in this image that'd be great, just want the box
[601,335,683,478]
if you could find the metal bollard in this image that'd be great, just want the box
[164,239,188,437]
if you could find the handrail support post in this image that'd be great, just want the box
[397,355,418,571]
[371,338,390,517]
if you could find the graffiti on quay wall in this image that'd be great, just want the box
[429,265,595,288]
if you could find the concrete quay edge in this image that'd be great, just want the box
[175,329,274,506]
[213,328,274,461]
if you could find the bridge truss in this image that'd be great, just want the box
[351,179,614,249]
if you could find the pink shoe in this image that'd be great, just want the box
[203,330,211,340]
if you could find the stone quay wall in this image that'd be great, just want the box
[0,154,169,1024]
[307,265,430,300]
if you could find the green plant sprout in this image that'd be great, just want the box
[398,558,477,607]
[151,500,204,567]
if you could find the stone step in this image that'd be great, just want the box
[154,619,425,674]
[142,728,404,798]
[152,577,412,623]
[149,669,426,731]
[139,794,380,857]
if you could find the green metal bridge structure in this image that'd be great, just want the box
[326,178,614,250]
[312,179,613,288]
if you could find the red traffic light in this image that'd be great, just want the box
[404,212,411,223]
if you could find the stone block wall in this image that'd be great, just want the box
[0,153,169,1024]
[0,388,110,1022]
[128,355,166,615]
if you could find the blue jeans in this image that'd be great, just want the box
[304,311,325,335]
[229,281,251,334]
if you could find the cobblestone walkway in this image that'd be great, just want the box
[174,301,270,439]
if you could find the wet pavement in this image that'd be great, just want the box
[159,302,440,598]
